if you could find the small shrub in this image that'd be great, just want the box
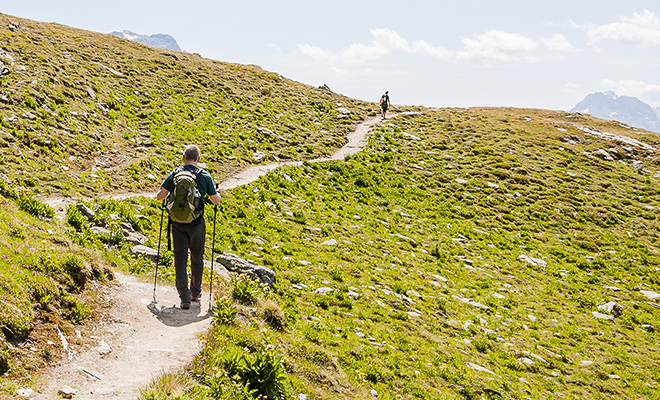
[18,195,54,218]
[213,298,238,325]
[231,274,258,304]
[241,351,287,399]
[260,299,285,330]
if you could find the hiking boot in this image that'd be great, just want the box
[180,302,190,310]
[191,295,201,302]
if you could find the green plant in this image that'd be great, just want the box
[213,298,238,325]
[17,194,54,218]
[230,274,259,304]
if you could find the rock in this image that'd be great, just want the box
[299,260,312,266]
[320,239,338,246]
[124,231,147,245]
[16,388,36,398]
[0,61,8,76]
[216,253,276,285]
[76,203,96,219]
[594,149,614,161]
[86,88,96,99]
[492,293,506,299]
[518,357,535,365]
[579,360,594,367]
[642,324,655,333]
[453,295,490,309]
[81,368,104,380]
[314,287,334,295]
[598,301,623,317]
[465,362,495,374]
[252,151,266,163]
[90,226,111,236]
[129,245,159,262]
[337,107,351,114]
[98,340,111,355]
[455,178,469,184]
[318,84,332,92]
[519,254,547,268]
[22,112,36,120]
[592,311,614,320]
[640,290,660,300]
[58,386,78,399]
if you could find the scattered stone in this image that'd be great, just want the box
[90,226,111,236]
[76,203,96,219]
[98,340,111,355]
[579,360,594,367]
[86,87,96,99]
[527,314,537,322]
[641,324,655,333]
[58,386,78,399]
[519,254,547,268]
[594,149,614,161]
[518,357,535,365]
[399,111,422,117]
[299,260,312,266]
[455,178,469,184]
[402,132,421,140]
[298,394,308,400]
[22,112,36,120]
[16,388,36,398]
[492,293,506,299]
[390,233,417,245]
[124,231,148,245]
[592,311,614,320]
[640,290,660,301]
[314,287,334,295]
[320,239,338,246]
[608,374,621,380]
[0,61,8,76]
[216,253,276,285]
[598,301,623,317]
[252,151,266,163]
[453,295,490,310]
[465,362,495,375]
[337,107,351,114]
[129,245,159,262]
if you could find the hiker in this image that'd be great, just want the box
[380,91,390,118]
[156,145,220,310]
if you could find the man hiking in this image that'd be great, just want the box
[156,145,220,310]
[380,91,390,118]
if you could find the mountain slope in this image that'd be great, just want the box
[0,13,374,200]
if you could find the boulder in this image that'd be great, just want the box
[76,202,96,219]
[216,253,276,285]
[124,231,148,245]
[130,245,159,262]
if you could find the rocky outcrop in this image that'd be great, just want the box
[215,253,276,285]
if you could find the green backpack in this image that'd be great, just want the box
[166,167,203,223]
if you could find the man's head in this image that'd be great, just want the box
[183,145,201,163]
[385,91,389,94]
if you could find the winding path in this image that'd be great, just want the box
[34,115,385,399]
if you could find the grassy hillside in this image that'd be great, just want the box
[139,108,660,399]
[0,13,374,198]
[1,13,660,400]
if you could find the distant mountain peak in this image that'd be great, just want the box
[110,30,182,52]
[571,91,660,133]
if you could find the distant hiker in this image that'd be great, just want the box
[156,145,220,310]
[380,91,390,118]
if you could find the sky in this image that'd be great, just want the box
[4,1,660,110]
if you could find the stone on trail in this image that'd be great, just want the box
[58,386,78,399]
[16,388,36,398]
[76,202,96,219]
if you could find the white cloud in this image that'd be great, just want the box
[298,28,452,69]
[541,34,577,52]
[457,29,538,65]
[587,9,660,47]
[561,81,580,93]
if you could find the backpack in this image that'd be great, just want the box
[166,167,203,223]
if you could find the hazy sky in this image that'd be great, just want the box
[4,1,660,110]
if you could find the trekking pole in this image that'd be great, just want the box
[153,199,166,302]
[208,204,218,312]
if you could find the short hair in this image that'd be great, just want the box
[183,145,200,162]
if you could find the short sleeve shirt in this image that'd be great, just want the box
[161,164,217,198]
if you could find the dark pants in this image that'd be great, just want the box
[172,216,206,303]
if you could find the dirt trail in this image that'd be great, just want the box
[33,115,385,399]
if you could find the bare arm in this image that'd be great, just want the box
[209,193,220,205]
[156,187,169,201]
